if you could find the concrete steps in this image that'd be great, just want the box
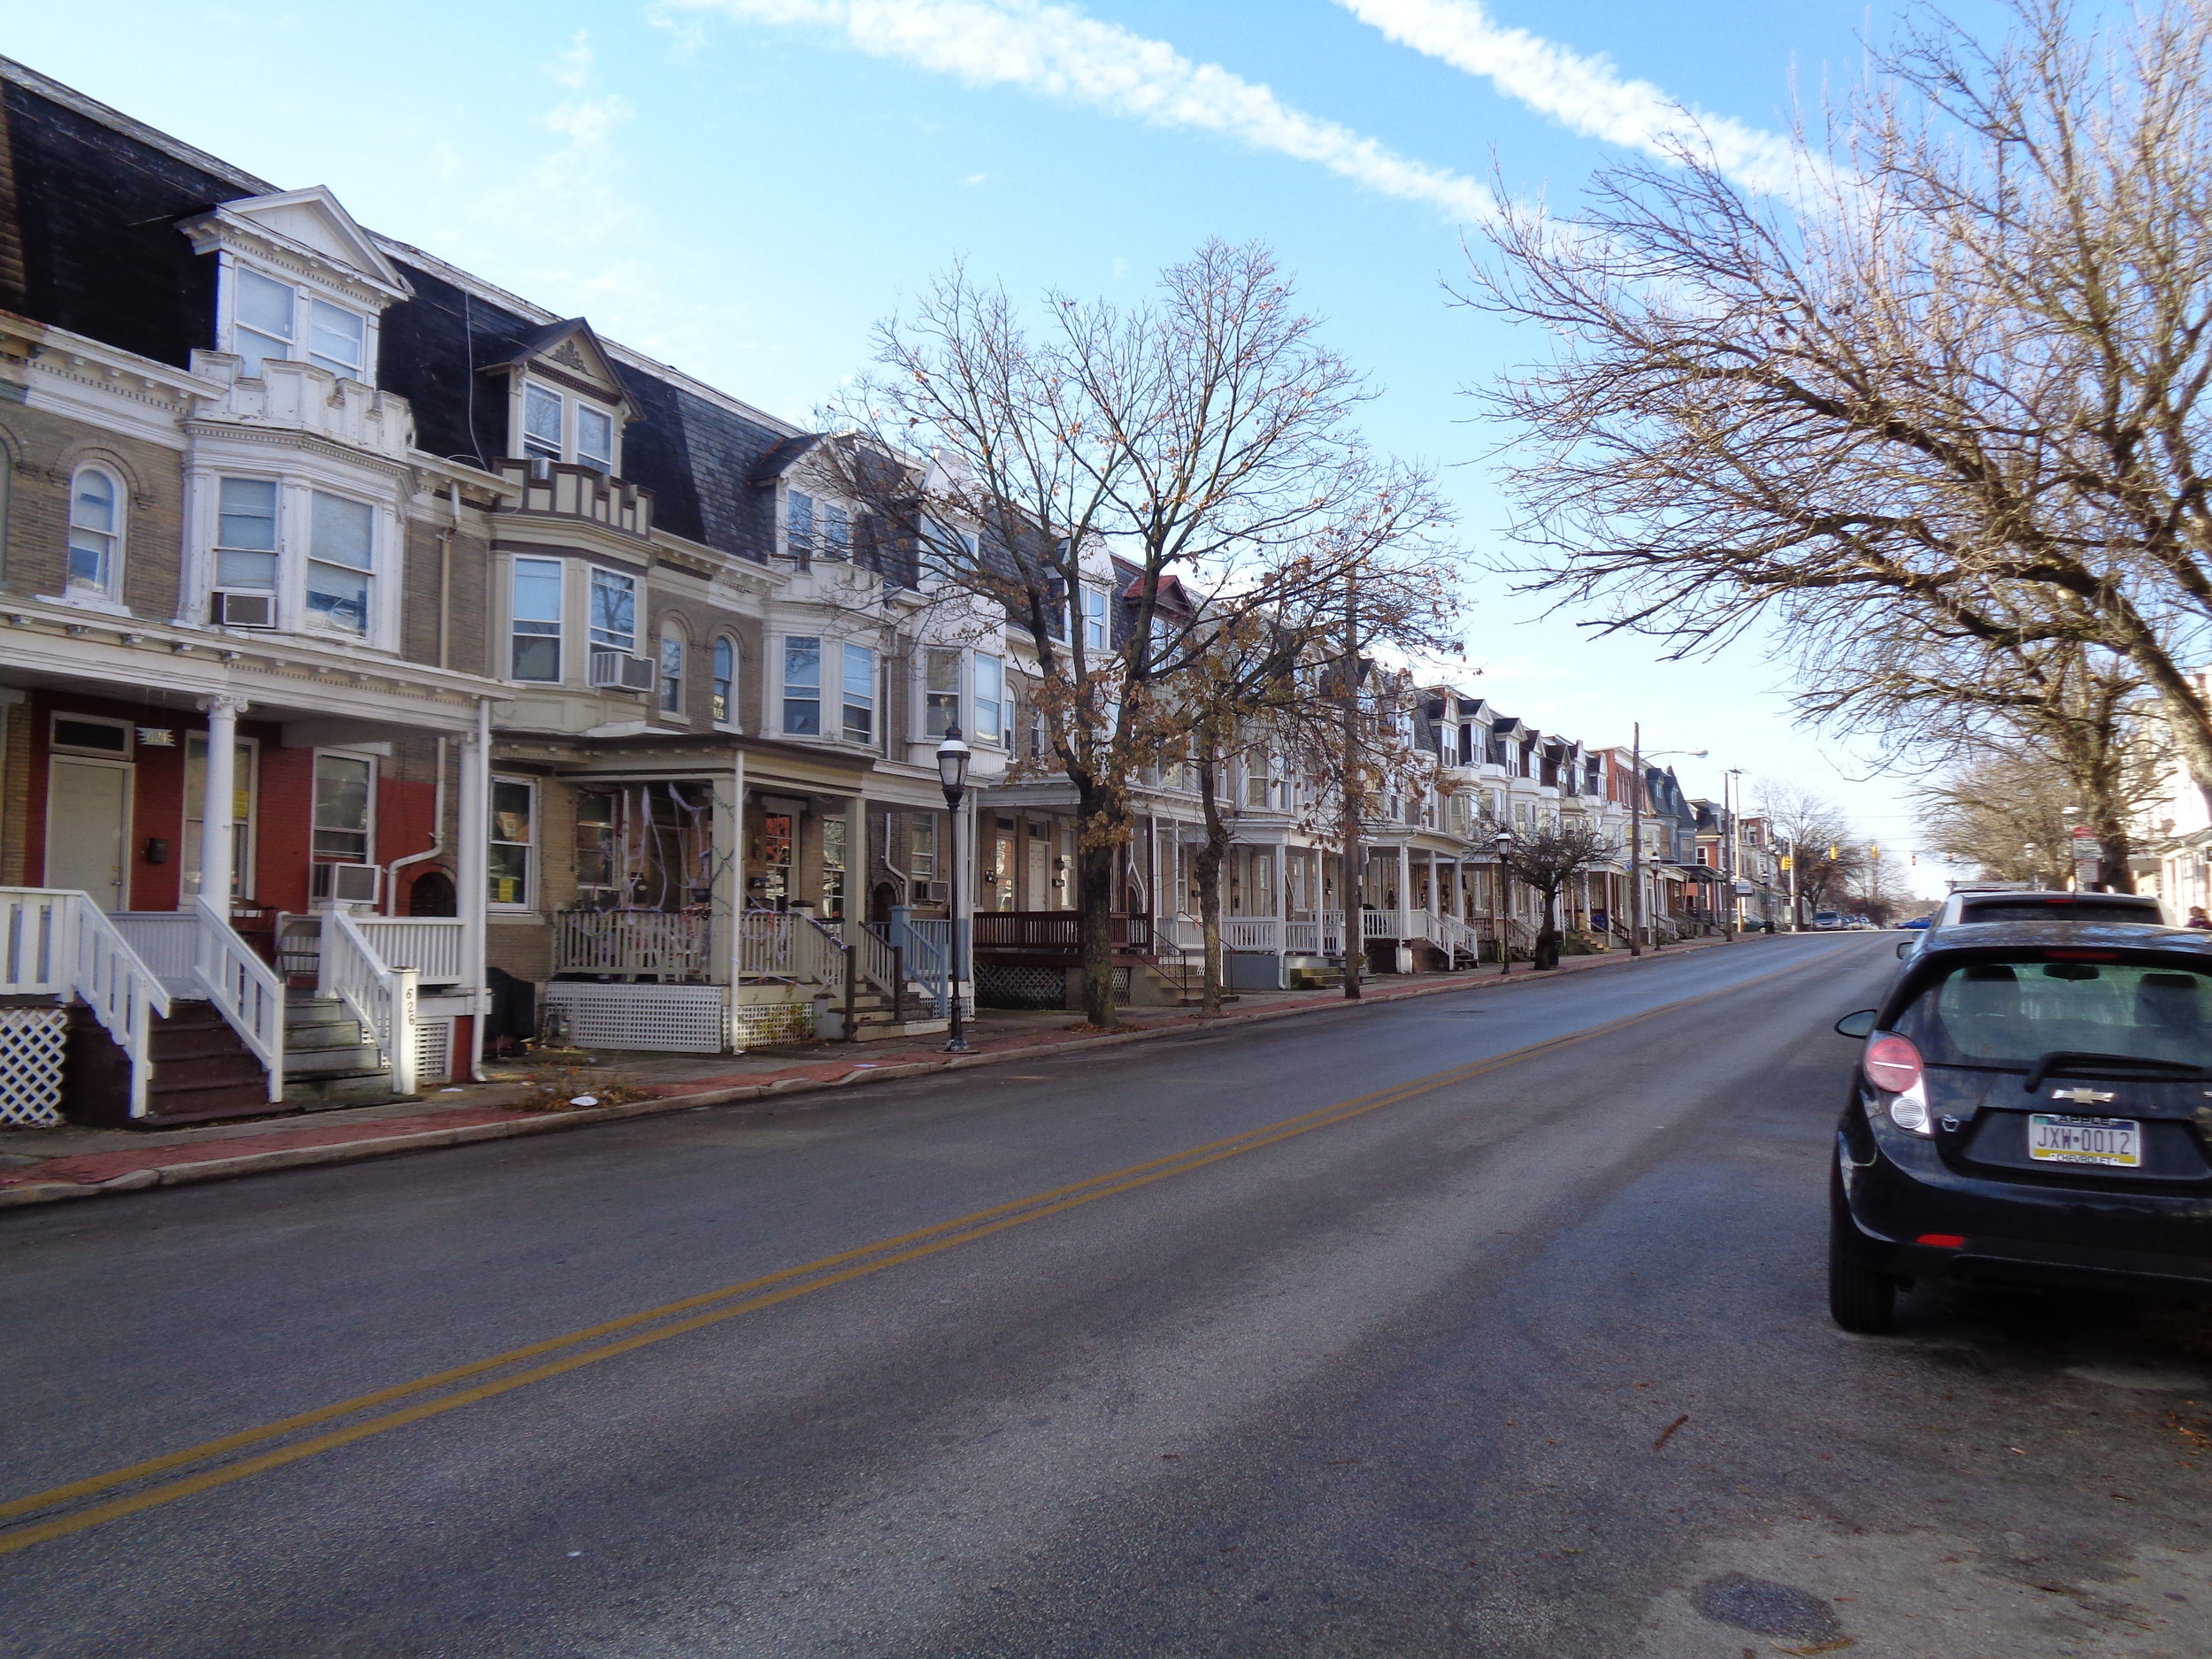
[282,995,412,1110]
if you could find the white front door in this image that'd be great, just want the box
[47,757,132,911]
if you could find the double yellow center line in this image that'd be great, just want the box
[0,949,1832,1557]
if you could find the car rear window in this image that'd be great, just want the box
[1958,898,2161,925]
[1896,958,2212,1068]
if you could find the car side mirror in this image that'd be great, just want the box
[1896,939,1913,958]
[1833,1010,1878,1038]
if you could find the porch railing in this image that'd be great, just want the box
[972,911,1164,959]
[190,896,285,1097]
[1,888,172,1118]
[888,915,956,1018]
[555,910,712,979]
[321,908,418,1096]
[356,918,466,983]
[111,910,197,995]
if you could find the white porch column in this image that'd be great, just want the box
[1396,844,1411,922]
[457,700,492,1080]
[726,747,748,984]
[196,695,247,907]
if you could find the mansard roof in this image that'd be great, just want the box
[483,318,639,420]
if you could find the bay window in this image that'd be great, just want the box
[588,568,636,655]
[511,557,564,681]
[974,653,1003,744]
[782,637,821,734]
[925,648,961,739]
[841,644,876,743]
[214,477,279,592]
[304,490,374,634]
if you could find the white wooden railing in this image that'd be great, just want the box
[555,910,711,978]
[1284,918,1344,956]
[191,896,285,1097]
[1,888,172,1118]
[320,908,417,1095]
[111,910,198,995]
[733,910,843,986]
[356,918,466,983]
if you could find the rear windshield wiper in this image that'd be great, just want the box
[2021,1051,2207,1092]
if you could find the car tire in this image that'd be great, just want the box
[1828,1224,1899,1333]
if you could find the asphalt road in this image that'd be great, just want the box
[4,932,2210,1657]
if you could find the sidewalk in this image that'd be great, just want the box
[0,936,1749,1209]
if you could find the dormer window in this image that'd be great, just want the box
[517,380,618,474]
[227,265,370,380]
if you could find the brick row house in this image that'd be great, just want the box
[0,58,1759,1129]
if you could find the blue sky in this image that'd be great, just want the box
[8,0,2006,894]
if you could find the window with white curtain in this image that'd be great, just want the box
[303,491,374,634]
[229,266,367,380]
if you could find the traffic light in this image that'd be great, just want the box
[1827,844,1838,859]
[1779,856,1792,871]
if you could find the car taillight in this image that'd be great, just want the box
[1864,1034,1923,1094]
[1864,1033,1933,1135]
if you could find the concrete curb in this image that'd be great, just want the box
[0,934,1752,1210]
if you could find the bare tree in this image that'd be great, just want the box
[1796,624,2170,890]
[1757,783,1866,919]
[1494,819,1619,970]
[1916,743,2084,887]
[1463,0,2212,807]
[825,242,1378,1026]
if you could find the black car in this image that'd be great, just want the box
[1830,919,2212,1332]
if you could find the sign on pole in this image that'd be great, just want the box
[2070,825,2101,887]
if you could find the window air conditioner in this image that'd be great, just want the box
[917,880,949,903]
[588,650,656,692]
[312,862,380,905]
[213,591,276,628]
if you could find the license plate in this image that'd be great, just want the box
[2029,1113,2142,1168]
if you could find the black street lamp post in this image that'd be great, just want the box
[1494,826,1513,977]
[938,727,972,1054]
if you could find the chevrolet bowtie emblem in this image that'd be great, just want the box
[2052,1087,2116,1104]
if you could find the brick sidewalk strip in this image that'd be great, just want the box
[0,938,1745,1209]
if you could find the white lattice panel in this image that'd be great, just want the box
[0,1007,71,1126]
[545,984,730,1053]
[414,1018,454,1087]
[730,999,814,1049]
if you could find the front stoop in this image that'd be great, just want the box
[63,1000,270,1128]
[283,995,415,1110]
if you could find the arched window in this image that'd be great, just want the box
[66,466,121,601]
[658,621,686,715]
[711,635,738,726]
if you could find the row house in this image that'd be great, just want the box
[0,58,1763,1131]
[0,58,982,1126]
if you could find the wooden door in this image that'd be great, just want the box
[47,757,131,910]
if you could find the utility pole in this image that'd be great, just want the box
[1627,722,1645,958]
[1786,837,1800,931]
[1721,767,1741,942]
[1339,575,1363,1001]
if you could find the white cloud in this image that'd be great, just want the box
[1335,0,1807,196]
[550,30,595,89]
[674,0,1502,225]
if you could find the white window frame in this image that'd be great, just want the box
[196,472,396,648]
[488,776,538,911]
[841,641,877,746]
[64,465,124,606]
[516,378,621,473]
[219,257,374,382]
[588,566,638,656]
[780,635,824,737]
[1080,585,1108,652]
[311,749,378,867]
[973,652,1004,746]
[509,556,565,683]
[922,647,963,741]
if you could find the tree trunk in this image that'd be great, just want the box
[2098,829,2136,895]
[1073,787,1122,1028]
[1195,755,1230,1017]
[1532,882,1562,970]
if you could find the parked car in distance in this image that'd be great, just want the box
[1896,917,1933,930]
[1829,918,2212,1332]
[1813,911,1843,931]
[1901,888,2165,959]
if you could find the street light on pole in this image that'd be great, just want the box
[1493,826,1514,975]
[1622,723,1706,958]
[937,726,972,1054]
[1723,766,1745,942]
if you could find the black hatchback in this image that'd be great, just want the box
[1830,920,2212,1333]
